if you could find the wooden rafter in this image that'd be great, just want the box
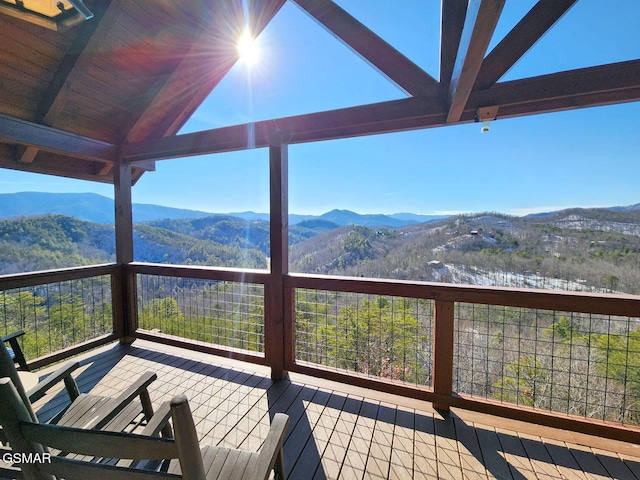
[475,0,578,89]
[291,0,438,97]
[439,0,468,87]
[122,59,640,163]
[447,0,505,123]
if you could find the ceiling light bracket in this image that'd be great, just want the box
[476,105,499,133]
[0,0,93,31]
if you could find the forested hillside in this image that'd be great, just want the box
[0,215,114,273]
[290,208,640,295]
[2,205,640,295]
[0,214,269,273]
[4,206,640,424]
[147,216,339,255]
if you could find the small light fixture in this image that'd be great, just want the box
[475,106,499,134]
[0,0,93,31]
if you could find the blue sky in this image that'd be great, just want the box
[2,0,639,216]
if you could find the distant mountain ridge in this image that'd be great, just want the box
[0,192,448,227]
[0,192,212,224]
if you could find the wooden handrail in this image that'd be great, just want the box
[129,262,270,285]
[285,272,640,317]
[0,264,119,291]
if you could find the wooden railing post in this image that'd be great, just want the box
[433,300,455,411]
[266,143,288,380]
[114,163,137,342]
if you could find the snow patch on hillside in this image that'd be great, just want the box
[434,263,603,292]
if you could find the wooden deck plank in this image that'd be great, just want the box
[452,417,489,480]
[314,395,362,480]
[338,398,379,480]
[389,406,414,479]
[284,388,331,478]
[570,445,615,480]
[473,425,515,480]
[433,412,465,480]
[541,438,589,480]
[364,401,396,479]
[591,448,638,480]
[496,427,539,480]
[28,340,640,480]
[519,432,563,479]
[302,391,347,479]
[414,412,438,479]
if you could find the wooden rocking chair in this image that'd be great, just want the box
[0,377,290,480]
[0,341,162,478]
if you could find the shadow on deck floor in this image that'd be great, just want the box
[29,339,640,479]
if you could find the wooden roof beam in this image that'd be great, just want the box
[446,0,505,123]
[472,59,640,116]
[0,114,117,163]
[291,0,438,97]
[0,145,113,184]
[475,0,578,89]
[123,59,640,163]
[440,0,468,88]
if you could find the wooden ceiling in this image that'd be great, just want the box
[0,0,639,183]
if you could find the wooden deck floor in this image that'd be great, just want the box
[30,339,640,479]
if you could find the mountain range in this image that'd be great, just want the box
[0,192,446,227]
[1,191,639,294]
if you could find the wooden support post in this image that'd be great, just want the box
[113,164,137,342]
[433,300,455,411]
[266,143,288,380]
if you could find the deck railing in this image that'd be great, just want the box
[2,262,640,442]
[130,263,270,365]
[285,273,640,442]
[0,264,120,369]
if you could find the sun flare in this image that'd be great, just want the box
[237,30,259,66]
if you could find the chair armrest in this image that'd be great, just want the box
[26,361,81,403]
[2,330,28,371]
[1,330,25,342]
[90,371,158,430]
[140,400,173,438]
[252,413,289,480]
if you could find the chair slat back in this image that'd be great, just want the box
[20,423,179,460]
[39,457,181,480]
